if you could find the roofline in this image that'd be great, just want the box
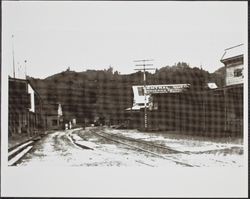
[26,78,44,101]
[9,76,27,82]
[220,54,243,64]
[223,83,243,89]
[132,83,191,87]
[220,43,244,61]
[9,77,44,102]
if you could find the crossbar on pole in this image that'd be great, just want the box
[134,59,155,131]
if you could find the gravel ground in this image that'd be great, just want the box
[98,127,244,167]
[16,128,179,167]
[15,127,244,167]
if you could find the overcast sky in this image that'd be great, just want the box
[2,1,247,79]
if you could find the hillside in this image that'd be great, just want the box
[29,62,225,125]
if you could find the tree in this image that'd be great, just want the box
[107,66,113,74]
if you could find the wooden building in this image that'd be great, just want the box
[8,77,45,137]
[220,44,244,135]
[44,103,64,130]
[128,86,242,137]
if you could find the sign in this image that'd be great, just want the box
[130,84,190,111]
[146,84,190,94]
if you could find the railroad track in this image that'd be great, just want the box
[103,130,184,154]
[8,136,42,166]
[90,129,193,167]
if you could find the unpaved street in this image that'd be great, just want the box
[17,127,244,167]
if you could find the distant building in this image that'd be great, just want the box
[8,77,45,137]
[207,82,218,89]
[45,103,64,130]
[221,44,244,86]
[131,84,190,110]
[128,84,195,131]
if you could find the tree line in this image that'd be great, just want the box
[28,62,225,125]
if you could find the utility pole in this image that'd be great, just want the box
[24,60,27,78]
[134,59,155,130]
[12,35,16,78]
[17,62,21,78]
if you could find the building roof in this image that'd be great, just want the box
[44,103,60,116]
[9,76,27,83]
[221,44,244,62]
[9,76,43,101]
[207,83,218,89]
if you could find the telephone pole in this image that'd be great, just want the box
[24,60,27,78]
[12,35,16,78]
[134,59,155,130]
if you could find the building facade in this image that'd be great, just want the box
[131,84,190,110]
[220,44,244,135]
[45,103,64,130]
[8,77,45,137]
[221,44,244,86]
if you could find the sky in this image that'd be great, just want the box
[2,1,248,79]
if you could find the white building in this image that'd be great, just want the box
[220,44,244,134]
[221,44,244,86]
[131,84,190,110]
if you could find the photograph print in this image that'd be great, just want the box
[3,1,247,168]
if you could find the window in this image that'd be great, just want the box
[234,68,243,77]
[52,119,58,126]
[137,87,144,96]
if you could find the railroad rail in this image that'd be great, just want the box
[90,129,193,167]
[103,130,185,154]
[8,135,42,166]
